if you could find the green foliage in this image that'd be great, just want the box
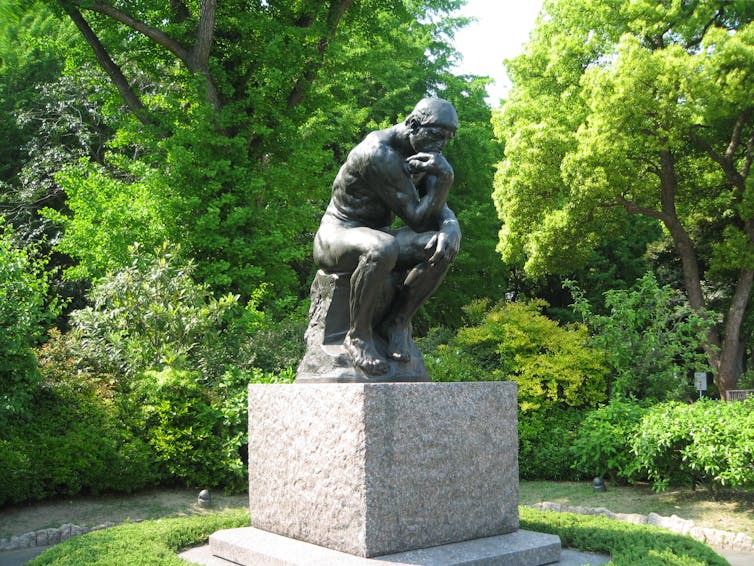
[571,399,649,482]
[123,368,244,491]
[520,507,728,566]
[427,299,607,411]
[0,0,75,185]
[518,406,585,481]
[28,509,249,566]
[69,242,252,382]
[0,220,61,414]
[632,398,754,493]
[0,378,155,506]
[494,0,754,392]
[569,273,714,401]
[42,162,168,281]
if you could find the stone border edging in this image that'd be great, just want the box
[526,502,754,552]
[0,521,117,551]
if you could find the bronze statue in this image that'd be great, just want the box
[297,98,460,382]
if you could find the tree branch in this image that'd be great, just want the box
[614,195,668,221]
[743,129,754,180]
[726,107,752,161]
[86,1,192,64]
[286,0,354,109]
[61,3,151,125]
[73,0,222,113]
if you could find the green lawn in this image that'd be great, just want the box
[519,480,754,538]
[9,481,750,566]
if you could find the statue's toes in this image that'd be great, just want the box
[389,350,410,362]
[364,357,389,376]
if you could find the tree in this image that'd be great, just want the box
[494,0,754,397]
[33,0,482,307]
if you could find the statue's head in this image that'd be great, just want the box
[406,98,458,153]
[408,98,459,130]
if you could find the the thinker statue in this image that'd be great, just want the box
[297,98,461,382]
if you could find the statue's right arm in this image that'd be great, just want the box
[363,145,452,233]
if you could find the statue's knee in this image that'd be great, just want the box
[362,240,399,270]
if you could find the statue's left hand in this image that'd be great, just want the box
[425,226,460,266]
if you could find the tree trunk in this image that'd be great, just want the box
[717,268,754,398]
[656,151,731,393]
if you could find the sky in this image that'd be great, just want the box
[451,0,545,106]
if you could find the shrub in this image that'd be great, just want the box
[69,242,246,382]
[0,220,61,414]
[124,368,244,491]
[632,398,754,492]
[427,299,608,411]
[0,380,155,505]
[122,366,293,493]
[568,274,713,401]
[518,406,585,481]
[571,399,649,482]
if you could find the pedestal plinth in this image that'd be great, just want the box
[252,382,520,556]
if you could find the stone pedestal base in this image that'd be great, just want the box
[209,527,562,565]
[240,382,532,560]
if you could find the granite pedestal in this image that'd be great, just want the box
[209,382,561,564]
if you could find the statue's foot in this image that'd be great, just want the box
[344,334,389,376]
[380,323,412,362]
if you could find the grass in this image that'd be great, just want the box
[26,509,249,566]
[24,506,729,566]
[6,482,748,565]
[0,488,247,540]
[519,480,754,538]
[520,507,728,566]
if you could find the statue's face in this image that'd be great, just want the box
[409,122,456,153]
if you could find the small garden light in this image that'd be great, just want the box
[198,489,212,508]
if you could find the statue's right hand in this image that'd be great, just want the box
[405,153,452,177]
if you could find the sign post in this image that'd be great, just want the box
[694,372,708,399]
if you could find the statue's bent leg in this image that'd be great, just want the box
[316,225,399,376]
[380,230,452,361]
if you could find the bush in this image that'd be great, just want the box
[568,274,713,401]
[122,367,294,493]
[0,220,61,414]
[0,380,155,505]
[427,299,608,411]
[518,406,585,481]
[571,399,649,482]
[632,398,754,492]
[123,368,244,491]
[69,242,246,382]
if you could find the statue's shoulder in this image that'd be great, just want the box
[350,129,403,173]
